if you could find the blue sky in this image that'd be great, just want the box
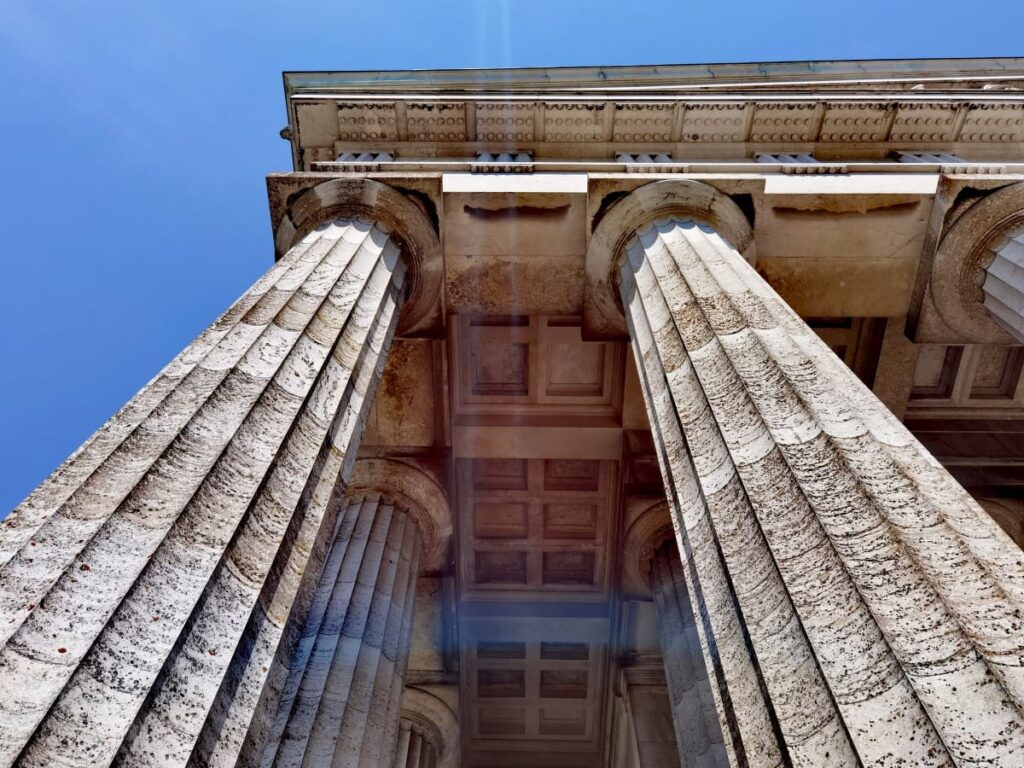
[1,0,1023,511]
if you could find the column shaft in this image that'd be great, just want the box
[258,497,421,768]
[622,216,1024,766]
[650,543,729,768]
[394,724,436,768]
[0,219,406,767]
[614,662,684,768]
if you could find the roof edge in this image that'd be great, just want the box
[284,57,1024,94]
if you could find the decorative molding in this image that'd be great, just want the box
[476,102,536,143]
[749,102,819,142]
[890,102,960,142]
[755,152,847,173]
[959,103,1024,142]
[407,101,467,141]
[293,96,1024,166]
[287,61,1024,171]
[336,101,398,142]
[818,101,890,142]
[612,103,675,143]
[680,102,747,143]
[544,102,605,142]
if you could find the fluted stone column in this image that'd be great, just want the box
[256,496,420,768]
[982,226,1024,341]
[0,216,409,768]
[392,721,437,768]
[390,686,458,768]
[619,211,1024,766]
[650,542,728,768]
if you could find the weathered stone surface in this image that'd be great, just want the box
[257,497,421,768]
[620,213,1024,766]
[393,686,458,768]
[0,219,406,767]
[650,542,728,768]
[12,58,1024,768]
[393,721,437,768]
[983,227,1024,342]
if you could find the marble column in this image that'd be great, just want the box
[649,542,729,768]
[982,226,1024,342]
[621,215,1024,766]
[256,496,420,768]
[392,721,437,768]
[0,217,408,767]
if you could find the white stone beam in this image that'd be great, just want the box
[621,215,1024,766]
[0,218,407,767]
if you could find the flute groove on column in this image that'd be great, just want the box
[392,720,437,768]
[0,217,409,768]
[620,213,1024,766]
[650,541,731,768]
[257,497,421,768]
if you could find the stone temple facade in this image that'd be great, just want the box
[3,58,1024,768]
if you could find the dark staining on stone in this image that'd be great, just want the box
[79,563,91,571]
[464,204,570,221]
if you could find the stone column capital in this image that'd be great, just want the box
[584,178,754,339]
[932,179,1024,343]
[273,176,444,336]
[621,497,675,598]
[346,458,453,574]
[399,686,459,768]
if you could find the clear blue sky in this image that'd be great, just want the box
[1,0,1023,511]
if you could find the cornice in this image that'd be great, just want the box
[281,61,1024,170]
[284,57,1024,95]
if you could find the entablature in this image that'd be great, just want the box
[283,59,1024,172]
